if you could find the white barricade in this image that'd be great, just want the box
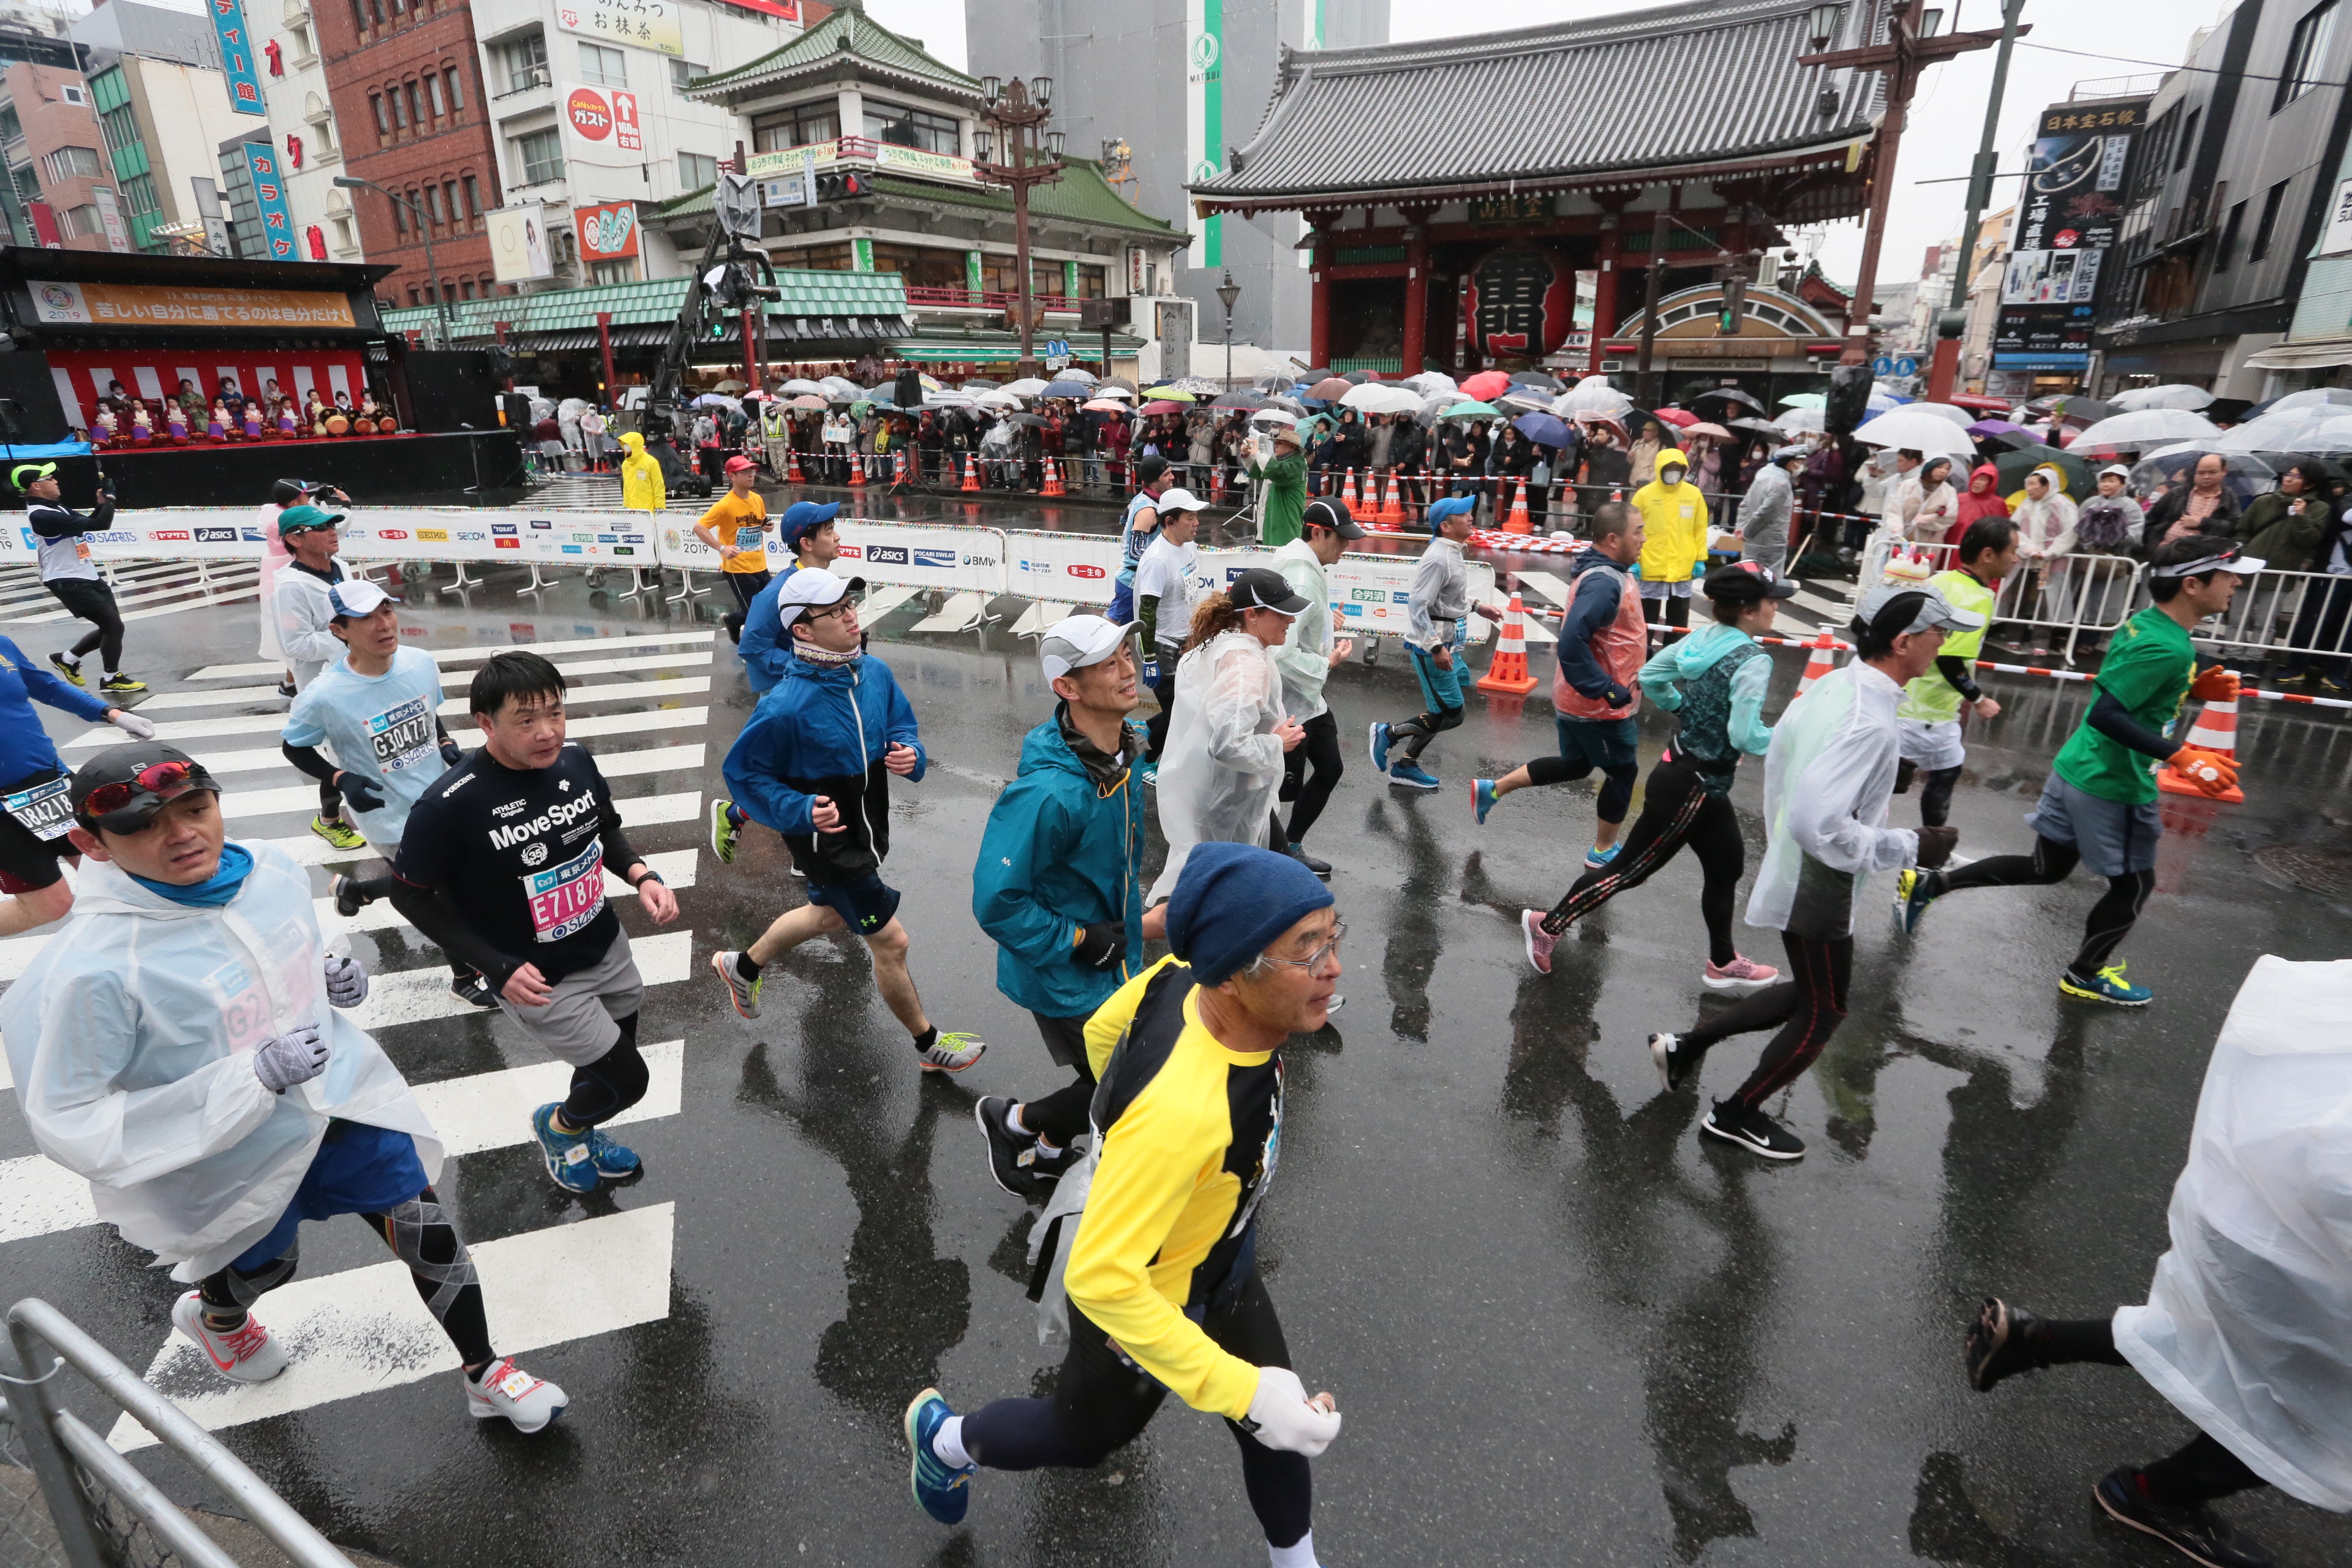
[664,518,1007,597]
[1002,529,1121,607]
[1199,548,1498,645]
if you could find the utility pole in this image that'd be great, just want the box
[1216,271,1241,390]
[1634,207,1671,407]
[1953,0,2029,374]
[975,76,1065,379]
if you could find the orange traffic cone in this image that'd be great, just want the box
[960,453,981,492]
[894,449,910,486]
[1042,456,1066,496]
[1793,631,1839,699]
[1378,472,1405,529]
[1503,481,1533,534]
[1476,595,1542,696]
[2158,695,2245,803]
[787,448,805,482]
[1338,469,1357,517]
[848,451,866,486]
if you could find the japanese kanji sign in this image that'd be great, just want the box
[1996,94,2150,368]
[209,0,268,117]
[244,143,297,260]
[554,0,684,59]
[26,281,356,329]
[1464,246,1574,357]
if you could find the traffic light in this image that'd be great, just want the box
[815,170,869,202]
[1717,273,1747,336]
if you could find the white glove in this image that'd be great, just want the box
[252,1025,329,1094]
[323,952,369,1008]
[1243,1365,1341,1457]
[110,710,156,740]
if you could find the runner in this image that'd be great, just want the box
[694,454,769,644]
[0,632,153,935]
[715,501,847,869]
[387,651,682,1191]
[1632,446,1709,645]
[1645,583,1975,1160]
[1893,536,2253,1006]
[15,461,143,695]
[1893,516,2013,827]
[270,503,369,851]
[1134,486,1212,767]
[1472,499,1648,865]
[257,478,350,697]
[1367,495,1499,791]
[709,568,984,1074]
[0,744,565,1429]
[1107,455,1172,624]
[970,614,1164,1199]
[1519,560,1796,992]
[279,579,484,1002]
[1269,498,1360,876]
[905,843,1344,1568]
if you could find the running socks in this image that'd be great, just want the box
[1268,1534,1319,1568]
[914,1025,940,1052]
[931,1415,971,1468]
[734,951,763,982]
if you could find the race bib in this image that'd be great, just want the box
[3,776,74,841]
[367,693,437,774]
[523,838,605,942]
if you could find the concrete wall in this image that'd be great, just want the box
[126,56,252,237]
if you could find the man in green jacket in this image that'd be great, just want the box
[1248,424,1308,546]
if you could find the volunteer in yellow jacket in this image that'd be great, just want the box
[617,429,665,514]
[905,842,1344,1567]
[1894,516,2015,827]
[1633,446,1709,642]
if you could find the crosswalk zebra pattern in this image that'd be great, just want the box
[0,619,720,1445]
[0,559,263,628]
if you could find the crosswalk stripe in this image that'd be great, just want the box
[69,676,710,747]
[345,928,691,1032]
[158,707,712,775]
[216,744,704,821]
[2,569,260,624]
[188,630,717,682]
[108,1202,676,1450]
[140,652,717,711]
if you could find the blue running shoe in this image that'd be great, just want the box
[2059,962,2152,1007]
[1471,777,1499,824]
[1390,760,1439,791]
[530,1103,600,1193]
[588,1127,641,1180]
[1368,720,1392,774]
[1892,867,1941,935]
[903,1387,974,1525]
[1583,842,1621,871]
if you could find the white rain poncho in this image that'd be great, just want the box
[1150,629,1289,903]
[1746,660,1919,934]
[2113,956,2352,1511]
[0,841,439,1281]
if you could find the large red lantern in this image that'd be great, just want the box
[1464,246,1574,358]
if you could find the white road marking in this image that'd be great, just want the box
[345,928,690,1031]
[216,745,703,821]
[2,570,260,624]
[140,652,716,710]
[187,630,717,681]
[108,1203,676,1449]
[0,1155,94,1244]
[69,677,710,747]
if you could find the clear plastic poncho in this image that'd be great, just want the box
[2113,956,2352,1512]
[1150,630,1289,904]
[1,842,440,1281]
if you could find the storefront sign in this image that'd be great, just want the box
[243,144,296,260]
[745,140,975,186]
[575,202,640,262]
[709,0,797,17]
[554,0,682,57]
[1464,246,1576,357]
[486,206,554,282]
[26,281,353,328]
[91,187,129,254]
[2324,176,2352,258]
[560,84,643,155]
[1997,95,2147,361]
[207,0,268,116]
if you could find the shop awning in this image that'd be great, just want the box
[2240,339,2352,371]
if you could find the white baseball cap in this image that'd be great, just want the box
[328,578,392,618]
[1040,613,1136,680]
[772,567,867,613]
[1156,487,1208,512]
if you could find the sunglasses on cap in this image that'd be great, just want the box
[2150,545,2264,579]
[78,760,215,834]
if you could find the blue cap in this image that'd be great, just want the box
[775,500,841,551]
[1426,495,1477,526]
[1165,842,1334,989]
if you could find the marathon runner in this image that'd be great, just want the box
[1645,584,1974,1160]
[388,651,680,1192]
[257,478,351,697]
[1368,496,1499,791]
[717,500,846,867]
[906,843,1344,1568]
[1134,487,1212,767]
[1520,560,1796,992]
[1893,536,2253,1006]
[1268,499,1359,878]
[0,633,153,934]
[1472,499,1649,867]
[270,503,370,851]
[709,568,984,1074]
[0,744,565,1430]
[15,461,143,695]
[970,614,1163,1199]
[1107,455,1173,624]
[694,454,769,644]
[1893,517,2014,827]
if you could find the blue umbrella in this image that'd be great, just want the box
[1513,412,1570,447]
[1041,380,1091,399]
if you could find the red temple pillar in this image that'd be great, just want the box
[1589,217,1622,377]
[1309,221,1331,368]
[595,312,616,401]
[1401,221,1428,376]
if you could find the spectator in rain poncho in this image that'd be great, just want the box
[1739,447,1806,571]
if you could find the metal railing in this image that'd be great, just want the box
[2,1297,356,1568]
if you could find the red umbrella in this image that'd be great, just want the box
[1947,393,2013,413]
[1139,399,1189,415]
[1655,407,1698,428]
[1459,370,1513,401]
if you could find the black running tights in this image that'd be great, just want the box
[1931,835,2154,981]
[1683,931,1852,1109]
[1521,752,1640,823]
[48,579,123,670]
[197,1186,494,1366]
[1019,1014,1099,1150]
[1278,709,1344,845]
[1918,764,1962,829]
[960,1275,1311,1550]
[1543,758,1743,965]
[2026,1317,2267,1508]
[1389,702,1461,763]
[561,1014,646,1126]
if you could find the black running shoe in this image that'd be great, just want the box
[275,679,297,698]
[450,973,499,1009]
[1284,843,1332,879]
[1699,1099,1806,1161]
[48,653,82,688]
[2093,1468,2274,1568]
[1965,1297,2043,1392]
[329,873,372,919]
[974,1097,1045,1200]
[1649,1031,1696,1093]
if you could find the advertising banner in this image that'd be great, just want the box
[1198,550,1499,643]
[554,0,683,57]
[1003,529,1121,606]
[24,281,353,330]
[334,511,658,568]
[1994,97,2147,369]
[207,0,268,116]
[243,143,298,261]
[486,207,554,283]
[665,519,1006,595]
[560,84,644,157]
[575,202,641,262]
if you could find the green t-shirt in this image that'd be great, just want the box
[1897,568,1997,724]
[2052,605,2196,804]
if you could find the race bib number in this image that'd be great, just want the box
[3,776,74,841]
[523,838,605,942]
[367,693,437,774]
[74,541,90,560]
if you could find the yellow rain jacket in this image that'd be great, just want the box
[1634,448,1710,584]
[619,429,665,513]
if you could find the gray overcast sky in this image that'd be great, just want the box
[869,0,2231,291]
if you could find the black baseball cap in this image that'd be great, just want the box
[70,744,222,835]
[1301,497,1366,540]
[1703,560,1799,604]
[1227,566,1309,616]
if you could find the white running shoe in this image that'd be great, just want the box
[916,1031,986,1072]
[466,1357,568,1433]
[171,1291,287,1384]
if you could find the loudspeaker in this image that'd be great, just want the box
[0,354,71,441]
[401,351,503,433]
[1825,362,1874,435]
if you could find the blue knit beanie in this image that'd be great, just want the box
[1166,842,1335,989]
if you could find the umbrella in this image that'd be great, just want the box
[786,394,828,411]
[1498,387,1557,414]
[2215,407,2352,456]
[1513,412,1571,447]
[1090,385,1137,402]
[1458,370,1513,402]
[2068,409,2225,455]
[711,378,747,393]
[923,390,974,408]
[998,377,1049,397]
[1081,398,1129,413]
[2247,386,2352,418]
[1776,407,1826,434]
[1293,366,1333,383]
[1727,416,1784,438]
[1967,419,2031,438]
[1780,392,1826,409]
[1094,376,1136,393]
[1250,410,1298,426]
[691,392,739,408]
[1692,386,1768,416]
[1139,399,1189,416]
[1680,421,1734,442]
[2132,444,2278,506]
[1163,376,1223,394]
[780,377,826,395]
[1000,410,1050,427]
[1052,367,1096,385]
[1304,376,1353,401]
[2109,383,2214,412]
[1865,389,1905,415]
[1211,390,1272,410]
[1401,371,1458,395]
[972,389,1022,408]
[1441,399,1501,420]
[1140,385,1197,402]
[1992,445,2097,496]
[1253,371,1296,394]
[1334,383,1416,415]
[1556,375,1633,418]
[1508,371,1564,392]
[1946,393,2015,414]
[1039,379,1093,399]
[1654,407,1698,428]
[817,375,862,395]
[1852,408,1977,460]
[1338,369,1374,384]
[1901,402,1977,427]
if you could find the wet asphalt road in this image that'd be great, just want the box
[4,497,2350,1568]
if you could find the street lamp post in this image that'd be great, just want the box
[974,76,1063,379]
[1215,271,1240,390]
[334,174,453,349]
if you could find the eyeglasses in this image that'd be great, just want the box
[80,760,196,818]
[806,595,862,622]
[1250,921,1346,976]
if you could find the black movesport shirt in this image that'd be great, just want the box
[393,742,639,984]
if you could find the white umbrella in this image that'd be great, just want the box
[1903,402,1977,427]
[1555,375,1633,418]
[923,390,975,408]
[1053,366,1099,385]
[971,389,1023,409]
[1248,409,1298,426]
[2215,408,2352,455]
[1090,384,1137,401]
[2258,387,2352,415]
[1852,408,1975,459]
[1401,371,1457,396]
[2110,383,2215,412]
[1000,377,1050,397]
[2068,409,2225,455]
[1776,406,1826,434]
[780,377,826,396]
[2132,445,2278,501]
[1340,382,1423,414]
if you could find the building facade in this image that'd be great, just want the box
[1,55,119,251]
[258,0,363,263]
[70,0,258,260]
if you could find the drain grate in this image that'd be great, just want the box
[2252,845,2352,898]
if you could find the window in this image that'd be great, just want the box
[670,58,704,92]
[371,92,387,135]
[388,83,407,129]
[514,127,562,184]
[460,277,474,300]
[752,102,837,152]
[2174,108,2199,171]
[288,20,312,61]
[591,257,640,284]
[59,85,85,107]
[42,145,103,183]
[427,73,445,116]
[863,100,957,154]
[0,106,20,144]
[333,215,355,251]
[677,149,716,189]
[406,81,424,126]
[119,172,157,216]
[1076,263,1106,298]
[499,32,549,94]
[444,179,460,224]
[349,0,366,33]
[868,241,971,288]
[462,173,481,215]
[579,43,626,88]
[443,68,463,112]
[771,240,854,270]
[390,194,407,232]
[58,202,101,237]
[426,183,444,225]
[2277,1,2340,109]
[2248,178,2291,261]
[2214,197,2247,271]
[99,103,141,164]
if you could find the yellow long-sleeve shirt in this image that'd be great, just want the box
[1068,956,1282,1421]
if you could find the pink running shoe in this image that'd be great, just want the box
[1703,954,1779,992]
[171,1291,286,1384]
[1521,910,1557,975]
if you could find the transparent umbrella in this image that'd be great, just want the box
[1556,374,1633,418]
[2068,409,2225,455]
[1851,408,1977,459]
[1339,382,1423,414]
[2132,443,2279,506]
[1000,377,1051,398]
[2215,409,2352,456]
[2110,383,2215,412]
